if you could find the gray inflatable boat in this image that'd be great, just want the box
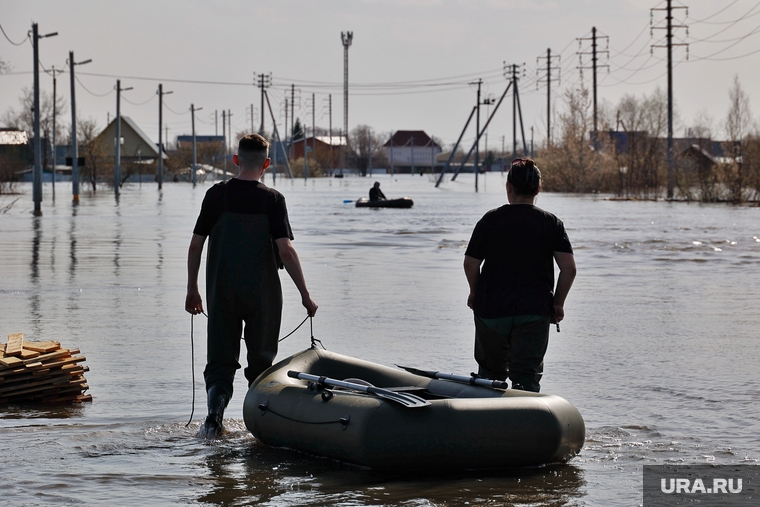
[243,347,585,470]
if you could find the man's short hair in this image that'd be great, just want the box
[237,134,269,167]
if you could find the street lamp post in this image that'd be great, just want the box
[114,80,133,195]
[68,51,91,202]
[157,84,172,189]
[31,23,58,215]
[341,31,353,172]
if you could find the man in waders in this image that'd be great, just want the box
[464,158,575,392]
[185,133,318,438]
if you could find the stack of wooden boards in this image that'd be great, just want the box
[0,333,91,404]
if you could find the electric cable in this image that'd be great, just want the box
[0,24,27,46]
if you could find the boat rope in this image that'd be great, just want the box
[186,312,320,427]
[278,315,308,342]
[257,400,350,429]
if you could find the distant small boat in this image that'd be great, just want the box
[355,197,414,208]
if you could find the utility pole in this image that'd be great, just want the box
[537,48,561,145]
[215,110,218,136]
[31,23,57,215]
[250,104,255,133]
[328,94,333,174]
[227,109,232,154]
[68,51,91,202]
[504,63,528,159]
[390,132,394,176]
[191,104,202,186]
[341,31,353,172]
[652,0,688,199]
[51,65,60,200]
[475,79,481,180]
[311,92,316,164]
[256,73,271,134]
[577,27,610,141]
[157,84,172,190]
[410,136,415,177]
[222,110,227,180]
[114,80,132,194]
[473,79,481,192]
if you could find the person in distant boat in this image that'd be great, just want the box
[463,158,576,392]
[369,181,387,201]
[185,133,318,439]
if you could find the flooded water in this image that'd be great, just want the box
[1,173,759,506]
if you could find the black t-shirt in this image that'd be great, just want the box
[192,178,293,240]
[464,204,573,318]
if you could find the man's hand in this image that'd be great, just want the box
[302,296,318,317]
[186,290,204,315]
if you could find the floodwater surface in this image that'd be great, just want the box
[1,174,759,506]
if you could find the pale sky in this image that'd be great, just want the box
[2,0,759,151]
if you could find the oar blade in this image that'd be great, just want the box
[288,370,431,408]
[367,386,431,408]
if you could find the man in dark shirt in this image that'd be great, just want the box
[369,181,387,201]
[463,158,575,392]
[186,134,318,438]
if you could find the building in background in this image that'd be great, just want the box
[383,130,441,174]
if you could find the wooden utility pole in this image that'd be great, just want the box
[222,110,227,179]
[652,0,688,199]
[577,27,609,141]
[69,50,90,201]
[114,80,132,194]
[157,84,172,189]
[32,24,57,214]
[537,49,560,145]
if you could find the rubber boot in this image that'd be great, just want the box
[197,385,230,439]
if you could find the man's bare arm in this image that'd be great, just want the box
[275,237,318,316]
[185,233,207,314]
[552,251,576,323]
[463,255,483,309]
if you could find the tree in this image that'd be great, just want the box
[348,125,385,176]
[538,85,614,193]
[291,118,304,141]
[723,75,752,202]
[2,87,66,171]
[77,117,108,192]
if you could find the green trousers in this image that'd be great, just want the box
[473,314,550,392]
[204,212,283,397]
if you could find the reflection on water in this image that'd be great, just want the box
[1,177,759,506]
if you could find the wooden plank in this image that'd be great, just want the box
[0,368,73,387]
[0,362,47,377]
[23,341,61,353]
[5,333,23,356]
[22,348,72,365]
[37,356,86,371]
[0,356,23,368]
[0,369,77,393]
[19,349,40,360]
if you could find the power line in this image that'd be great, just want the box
[0,24,27,46]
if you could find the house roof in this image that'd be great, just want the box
[122,116,160,156]
[0,129,28,145]
[383,130,438,148]
[95,116,165,159]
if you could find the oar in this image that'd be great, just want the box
[287,370,431,408]
[343,199,354,203]
[395,364,509,390]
